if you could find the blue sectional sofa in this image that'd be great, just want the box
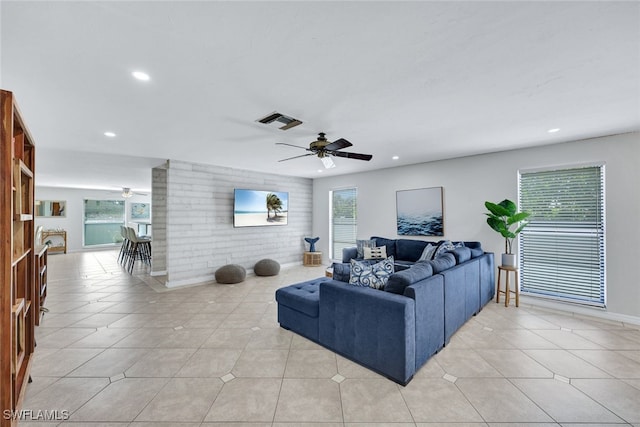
[275,238,494,385]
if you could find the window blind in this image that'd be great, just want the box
[518,165,605,306]
[331,188,357,259]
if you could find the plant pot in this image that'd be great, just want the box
[501,253,516,267]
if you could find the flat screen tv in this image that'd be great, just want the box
[233,189,289,227]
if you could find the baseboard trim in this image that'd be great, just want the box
[164,275,214,288]
[519,295,640,326]
[150,270,167,277]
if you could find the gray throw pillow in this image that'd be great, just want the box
[418,243,436,261]
[356,239,376,259]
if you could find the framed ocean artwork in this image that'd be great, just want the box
[396,187,444,236]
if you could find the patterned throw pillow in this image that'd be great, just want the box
[349,256,395,290]
[356,239,376,258]
[418,243,436,261]
[431,240,465,260]
[363,246,387,260]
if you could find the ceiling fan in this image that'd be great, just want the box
[119,187,148,198]
[276,132,373,169]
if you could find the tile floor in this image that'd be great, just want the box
[21,250,640,426]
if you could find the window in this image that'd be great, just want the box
[83,199,125,246]
[518,165,605,307]
[330,188,357,260]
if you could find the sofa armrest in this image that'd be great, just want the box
[404,274,445,368]
[318,281,416,385]
[342,246,358,263]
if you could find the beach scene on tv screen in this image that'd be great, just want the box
[234,189,288,227]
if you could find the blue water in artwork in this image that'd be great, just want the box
[397,214,443,236]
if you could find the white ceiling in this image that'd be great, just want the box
[1,1,638,193]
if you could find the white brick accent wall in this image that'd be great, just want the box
[163,160,312,287]
[151,164,167,274]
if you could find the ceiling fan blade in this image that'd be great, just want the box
[276,142,308,150]
[324,138,352,151]
[278,153,315,162]
[329,151,373,161]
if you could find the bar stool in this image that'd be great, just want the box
[496,265,519,307]
[125,227,152,273]
[118,225,131,265]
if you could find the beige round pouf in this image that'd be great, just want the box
[215,264,246,284]
[254,259,280,276]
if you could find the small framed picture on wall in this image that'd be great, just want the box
[131,203,150,220]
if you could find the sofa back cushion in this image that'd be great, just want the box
[428,253,456,273]
[469,246,484,258]
[332,262,351,282]
[449,246,472,264]
[342,246,358,263]
[385,261,433,295]
[371,236,397,258]
[395,239,430,262]
[463,241,484,258]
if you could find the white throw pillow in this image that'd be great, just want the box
[364,246,387,260]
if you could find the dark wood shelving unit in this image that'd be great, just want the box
[1,89,37,426]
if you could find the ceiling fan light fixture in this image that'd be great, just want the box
[122,187,133,198]
[321,156,336,169]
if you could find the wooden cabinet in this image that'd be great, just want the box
[41,230,67,254]
[1,90,37,426]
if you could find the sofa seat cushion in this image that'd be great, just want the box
[276,278,327,317]
[385,261,434,295]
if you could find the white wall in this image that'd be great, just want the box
[34,186,151,252]
[164,160,313,287]
[313,132,640,319]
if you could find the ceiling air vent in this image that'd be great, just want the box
[256,112,302,130]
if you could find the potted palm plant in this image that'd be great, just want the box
[484,199,530,267]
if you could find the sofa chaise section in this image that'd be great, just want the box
[319,281,418,384]
[275,277,329,342]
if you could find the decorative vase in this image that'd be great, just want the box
[501,253,516,267]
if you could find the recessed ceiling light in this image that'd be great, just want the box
[548,128,560,133]
[132,71,150,81]
[104,131,116,137]
[392,155,399,160]
[317,169,323,173]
